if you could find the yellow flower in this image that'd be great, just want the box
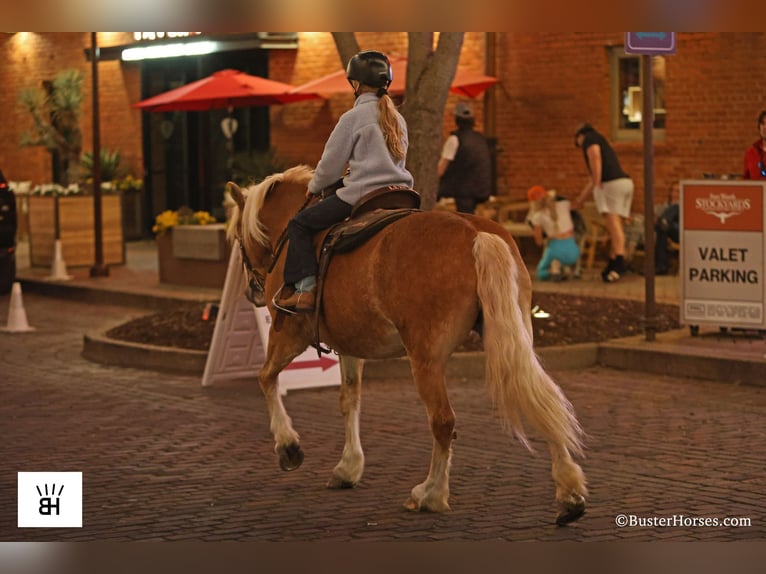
[152,210,179,235]
[193,211,216,225]
[152,209,216,235]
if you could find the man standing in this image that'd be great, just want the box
[572,123,634,282]
[437,102,492,214]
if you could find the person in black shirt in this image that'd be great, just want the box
[572,123,635,282]
[437,102,492,214]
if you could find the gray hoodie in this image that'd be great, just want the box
[308,92,414,204]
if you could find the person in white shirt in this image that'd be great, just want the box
[527,185,581,281]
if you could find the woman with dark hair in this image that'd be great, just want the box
[275,51,414,313]
[743,110,766,180]
[572,123,634,283]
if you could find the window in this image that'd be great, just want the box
[610,48,666,141]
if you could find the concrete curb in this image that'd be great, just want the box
[598,332,766,386]
[364,343,599,379]
[19,277,218,311]
[82,326,766,387]
[82,327,600,378]
[82,332,208,375]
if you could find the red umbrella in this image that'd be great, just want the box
[133,69,323,112]
[290,56,498,99]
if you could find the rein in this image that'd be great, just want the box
[240,189,317,297]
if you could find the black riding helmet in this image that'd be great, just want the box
[346,50,393,93]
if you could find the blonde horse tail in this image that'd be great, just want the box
[472,232,584,458]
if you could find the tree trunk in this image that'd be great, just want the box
[331,33,360,70]
[400,33,463,210]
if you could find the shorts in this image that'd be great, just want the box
[594,178,634,218]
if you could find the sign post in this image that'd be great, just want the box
[625,32,676,341]
[680,180,765,333]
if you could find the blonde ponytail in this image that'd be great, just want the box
[378,94,406,161]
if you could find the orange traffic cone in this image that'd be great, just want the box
[2,281,35,332]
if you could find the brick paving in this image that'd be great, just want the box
[1,293,764,541]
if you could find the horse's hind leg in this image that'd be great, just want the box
[404,360,455,512]
[327,355,365,489]
[259,331,309,472]
[549,444,587,525]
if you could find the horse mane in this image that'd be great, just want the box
[231,164,314,248]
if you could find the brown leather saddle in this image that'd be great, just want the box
[310,185,421,354]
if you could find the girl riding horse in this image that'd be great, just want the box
[275,50,414,313]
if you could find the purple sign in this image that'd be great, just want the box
[625,32,676,55]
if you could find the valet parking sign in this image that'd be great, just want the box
[681,180,765,329]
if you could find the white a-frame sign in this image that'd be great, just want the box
[202,244,340,395]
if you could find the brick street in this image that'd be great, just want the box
[1,293,764,541]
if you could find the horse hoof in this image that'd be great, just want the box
[403,497,450,513]
[278,443,304,471]
[555,494,586,526]
[326,475,356,489]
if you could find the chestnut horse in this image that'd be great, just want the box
[227,165,587,524]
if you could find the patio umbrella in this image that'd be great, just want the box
[289,56,499,99]
[133,69,323,112]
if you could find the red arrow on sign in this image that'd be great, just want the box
[284,355,338,372]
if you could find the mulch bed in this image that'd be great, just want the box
[105,293,680,352]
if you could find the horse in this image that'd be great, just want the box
[226,165,588,524]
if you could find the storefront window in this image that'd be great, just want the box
[610,48,666,141]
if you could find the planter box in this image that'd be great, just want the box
[28,195,125,267]
[157,224,230,289]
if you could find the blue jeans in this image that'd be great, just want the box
[283,194,353,286]
[537,237,580,280]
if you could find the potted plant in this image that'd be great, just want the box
[153,207,229,289]
[26,183,124,267]
[19,70,126,267]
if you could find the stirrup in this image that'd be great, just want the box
[272,284,299,316]
[312,342,333,356]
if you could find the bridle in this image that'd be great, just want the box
[238,241,267,305]
[238,188,316,306]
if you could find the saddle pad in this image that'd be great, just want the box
[328,208,419,254]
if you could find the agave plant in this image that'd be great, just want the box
[81,148,123,182]
[18,69,84,187]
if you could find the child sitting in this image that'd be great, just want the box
[527,185,581,281]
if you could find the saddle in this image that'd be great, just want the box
[310,186,421,355]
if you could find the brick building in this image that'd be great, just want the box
[0,32,763,236]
